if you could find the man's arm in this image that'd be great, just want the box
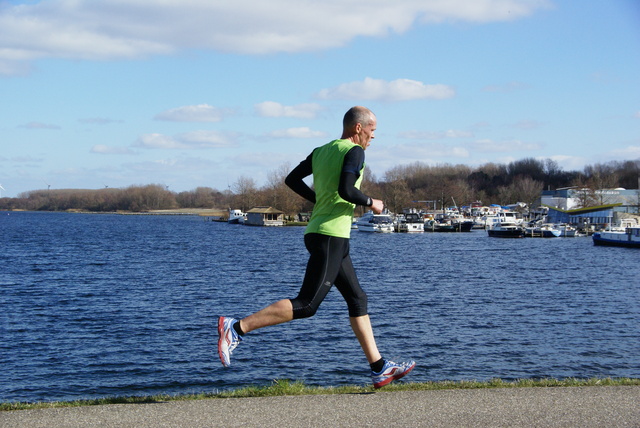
[285,152,316,204]
[338,146,384,213]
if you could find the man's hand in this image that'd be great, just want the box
[370,198,384,214]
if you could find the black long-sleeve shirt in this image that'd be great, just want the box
[285,146,372,207]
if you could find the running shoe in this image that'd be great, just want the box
[218,316,242,367]
[371,359,416,389]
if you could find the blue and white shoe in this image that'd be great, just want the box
[218,316,242,367]
[371,359,416,389]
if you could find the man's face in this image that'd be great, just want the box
[357,117,377,150]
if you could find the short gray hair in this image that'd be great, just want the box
[343,106,374,129]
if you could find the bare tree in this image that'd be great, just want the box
[233,176,258,211]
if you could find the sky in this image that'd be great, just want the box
[1,0,639,198]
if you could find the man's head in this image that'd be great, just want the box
[342,106,376,150]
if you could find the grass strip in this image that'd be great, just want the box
[2,377,639,412]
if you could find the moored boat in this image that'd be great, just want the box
[592,223,640,248]
[356,211,395,233]
[487,222,525,238]
[396,212,424,233]
[425,214,474,232]
[555,223,586,237]
[524,223,561,238]
[476,210,523,230]
[228,209,246,224]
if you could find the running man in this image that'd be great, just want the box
[218,106,415,388]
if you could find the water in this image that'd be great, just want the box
[1,211,638,403]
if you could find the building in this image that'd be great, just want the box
[541,187,639,211]
[542,187,639,229]
[245,206,285,226]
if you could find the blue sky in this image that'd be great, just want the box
[1,0,639,197]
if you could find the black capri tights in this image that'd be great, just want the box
[290,233,368,319]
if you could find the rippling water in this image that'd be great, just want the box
[1,211,638,402]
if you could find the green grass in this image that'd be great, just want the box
[2,377,638,412]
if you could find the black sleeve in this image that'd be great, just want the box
[338,146,372,207]
[285,152,316,204]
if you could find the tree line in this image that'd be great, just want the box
[1,158,638,215]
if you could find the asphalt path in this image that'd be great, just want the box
[2,386,638,428]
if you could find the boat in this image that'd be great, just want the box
[555,223,585,237]
[356,211,395,233]
[424,214,474,232]
[592,220,640,248]
[477,211,523,229]
[487,222,525,238]
[228,209,246,224]
[524,223,561,238]
[396,212,424,233]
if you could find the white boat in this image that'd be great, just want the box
[487,222,524,238]
[228,209,246,224]
[524,223,561,238]
[555,223,585,237]
[592,220,640,248]
[356,211,395,233]
[476,211,523,229]
[396,212,424,233]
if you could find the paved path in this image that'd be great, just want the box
[2,386,638,427]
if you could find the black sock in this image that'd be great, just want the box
[233,321,245,336]
[370,358,385,373]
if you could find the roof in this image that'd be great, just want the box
[544,203,622,214]
[246,206,284,214]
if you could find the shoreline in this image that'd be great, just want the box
[2,385,639,428]
[3,377,638,412]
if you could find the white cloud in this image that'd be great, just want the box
[317,77,455,102]
[134,131,237,149]
[470,138,542,153]
[125,156,218,173]
[0,0,550,75]
[513,120,543,130]
[154,104,228,123]
[399,130,473,139]
[265,127,327,139]
[18,121,60,130]
[254,102,323,119]
[365,141,471,174]
[230,151,296,169]
[606,145,640,159]
[546,155,587,171]
[91,145,135,155]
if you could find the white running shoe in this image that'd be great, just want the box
[218,316,242,367]
[371,359,416,389]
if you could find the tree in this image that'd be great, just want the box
[264,162,305,216]
[508,177,544,208]
[232,176,258,211]
[382,179,411,214]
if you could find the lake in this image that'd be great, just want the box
[1,211,638,403]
